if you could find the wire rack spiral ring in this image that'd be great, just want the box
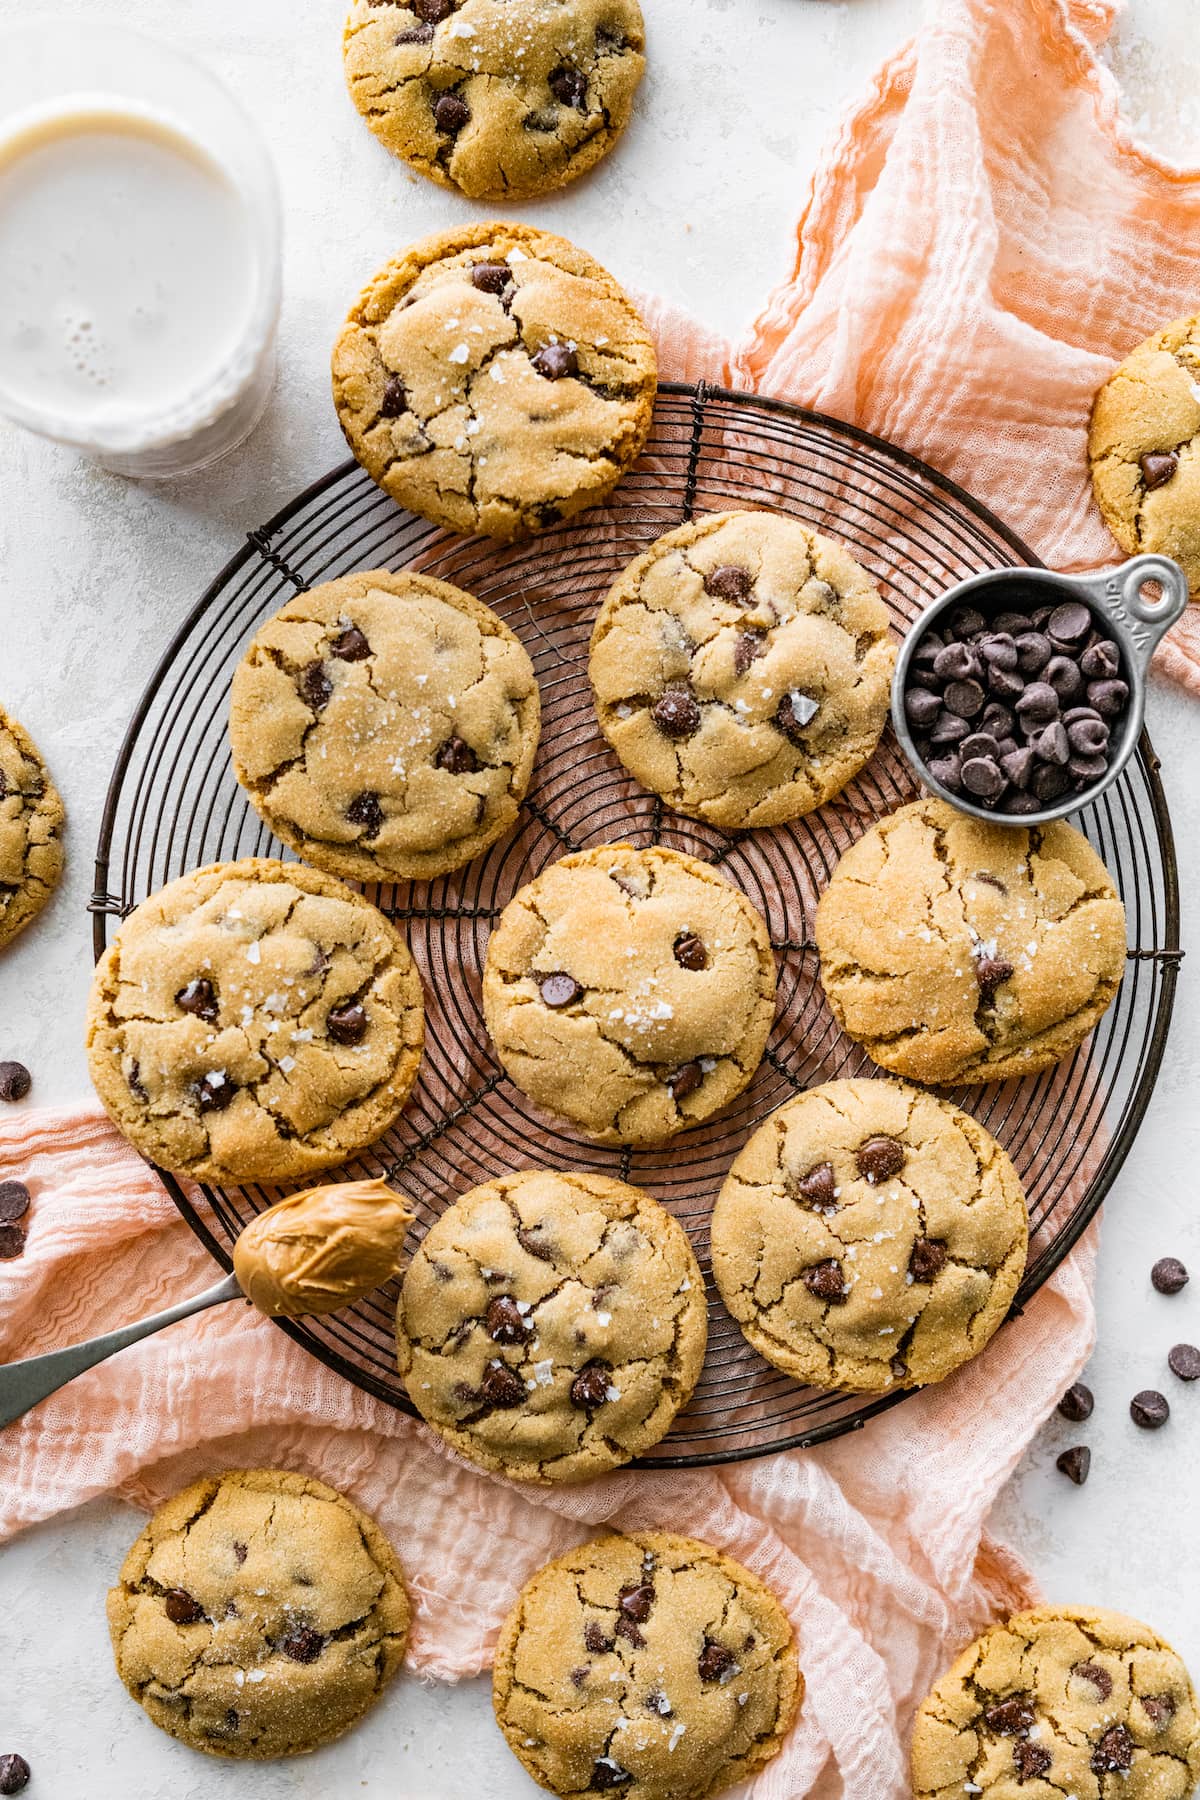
[92,383,1180,1466]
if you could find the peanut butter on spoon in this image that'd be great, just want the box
[233,1179,412,1318]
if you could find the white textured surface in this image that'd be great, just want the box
[1,1,1198,1793]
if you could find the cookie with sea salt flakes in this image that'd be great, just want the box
[230,569,540,883]
[331,222,657,540]
[492,1531,802,1800]
[343,0,645,201]
[590,511,895,828]
[396,1168,707,1482]
[711,1077,1028,1392]
[0,704,64,951]
[481,844,777,1145]
[107,1468,409,1759]
[912,1605,1200,1798]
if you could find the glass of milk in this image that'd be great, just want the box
[0,22,281,477]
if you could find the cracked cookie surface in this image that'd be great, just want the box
[230,570,540,882]
[0,705,64,951]
[493,1530,801,1800]
[332,222,657,540]
[911,1604,1200,1799]
[590,511,895,828]
[85,858,424,1184]
[814,798,1125,1086]
[1089,314,1200,596]
[711,1077,1027,1392]
[482,844,777,1145]
[343,0,645,201]
[107,1468,409,1760]
[397,1169,706,1482]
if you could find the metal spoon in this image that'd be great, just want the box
[0,1270,243,1430]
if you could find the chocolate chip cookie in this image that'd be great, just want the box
[912,1605,1200,1798]
[343,0,645,201]
[107,1469,409,1760]
[230,570,540,883]
[0,705,64,951]
[1090,314,1200,595]
[711,1077,1027,1392]
[332,223,657,540]
[482,844,777,1145]
[492,1531,802,1800]
[86,858,424,1184]
[397,1169,706,1482]
[590,511,895,828]
[814,797,1126,1085]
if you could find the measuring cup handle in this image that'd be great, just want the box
[1079,554,1191,673]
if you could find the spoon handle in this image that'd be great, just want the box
[0,1271,243,1430]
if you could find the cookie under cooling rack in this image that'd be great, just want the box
[92,383,1181,1466]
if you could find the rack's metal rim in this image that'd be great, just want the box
[90,382,1181,1467]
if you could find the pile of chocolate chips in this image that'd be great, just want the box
[902,597,1129,815]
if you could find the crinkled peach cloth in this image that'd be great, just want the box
[7,0,1195,1790]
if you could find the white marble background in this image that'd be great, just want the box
[1,1,1199,1793]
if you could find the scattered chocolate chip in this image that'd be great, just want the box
[0,1182,30,1225]
[1141,1694,1177,1731]
[1013,1740,1051,1783]
[480,1360,526,1408]
[548,64,587,107]
[327,1001,368,1045]
[176,977,218,1022]
[486,1295,531,1345]
[433,91,470,132]
[1057,1381,1094,1422]
[0,1064,31,1103]
[584,1621,614,1654]
[332,625,370,661]
[909,1238,948,1282]
[983,1695,1036,1736]
[347,790,384,837]
[0,1224,25,1259]
[164,1588,205,1625]
[651,689,701,739]
[673,932,707,971]
[856,1135,905,1182]
[379,374,409,416]
[1130,1388,1169,1429]
[0,1756,30,1796]
[1169,1342,1200,1381]
[435,734,479,774]
[196,1070,235,1113]
[734,629,767,676]
[1152,1256,1189,1295]
[590,1758,632,1790]
[704,564,752,603]
[776,689,820,741]
[471,261,512,294]
[975,955,1014,1003]
[794,1161,837,1212]
[1073,1661,1113,1700]
[539,972,582,1008]
[1091,1723,1134,1774]
[802,1258,848,1303]
[570,1361,612,1409]
[1056,1446,1090,1485]
[299,660,332,710]
[280,1626,325,1663]
[1140,450,1178,489]
[532,341,578,380]
[618,1583,654,1623]
[667,1061,704,1102]
[698,1639,736,1682]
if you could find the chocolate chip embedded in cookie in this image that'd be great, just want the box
[230,570,540,882]
[912,1605,1200,1798]
[85,858,424,1184]
[482,844,777,1145]
[332,223,657,540]
[0,704,64,952]
[814,797,1126,1085]
[343,0,645,201]
[1089,313,1200,595]
[492,1531,802,1800]
[711,1077,1028,1392]
[590,511,895,829]
[396,1169,707,1482]
[107,1469,409,1760]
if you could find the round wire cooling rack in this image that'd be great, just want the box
[92,382,1181,1467]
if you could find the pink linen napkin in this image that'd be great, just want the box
[7,0,1192,1791]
